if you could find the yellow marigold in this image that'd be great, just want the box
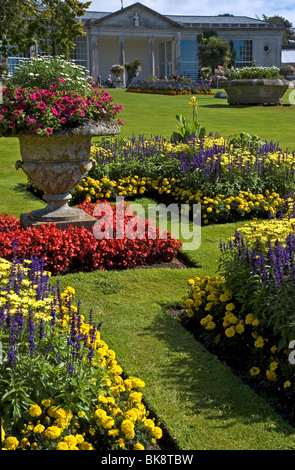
[29,404,42,418]
[134,442,145,450]
[245,313,255,324]
[20,437,30,449]
[116,437,126,449]
[5,436,19,450]
[266,370,276,381]
[121,420,135,439]
[63,435,77,446]
[254,336,264,348]
[269,361,278,372]
[225,303,235,311]
[56,442,69,450]
[225,326,235,338]
[284,381,291,388]
[205,321,216,330]
[43,426,62,440]
[128,391,142,403]
[41,398,53,408]
[79,441,94,450]
[250,367,260,376]
[153,426,163,439]
[236,323,245,334]
[144,419,155,431]
[33,424,45,434]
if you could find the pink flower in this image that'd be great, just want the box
[37,102,46,109]
[60,117,67,124]
[58,78,66,83]
[1,108,8,113]
[8,121,15,129]
[30,91,42,100]
[46,127,53,134]
[51,107,60,116]
[50,83,58,90]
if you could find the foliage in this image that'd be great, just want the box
[225,65,281,80]
[280,64,295,77]
[0,0,90,60]
[0,0,37,59]
[197,35,233,75]
[0,256,162,450]
[31,0,91,58]
[172,96,206,143]
[261,14,295,45]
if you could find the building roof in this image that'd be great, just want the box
[82,4,283,29]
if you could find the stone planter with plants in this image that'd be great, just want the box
[0,56,123,229]
[221,65,289,105]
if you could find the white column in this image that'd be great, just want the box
[117,36,125,86]
[149,36,155,77]
[174,32,181,77]
[91,34,99,83]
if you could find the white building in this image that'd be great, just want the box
[7,2,284,85]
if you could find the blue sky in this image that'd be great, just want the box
[86,0,295,25]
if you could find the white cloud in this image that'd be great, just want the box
[86,0,295,25]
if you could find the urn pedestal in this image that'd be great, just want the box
[15,119,120,230]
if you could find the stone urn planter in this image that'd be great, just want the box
[222,78,289,105]
[15,119,120,230]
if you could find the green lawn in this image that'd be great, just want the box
[108,88,295,150]
[1,89,295,449]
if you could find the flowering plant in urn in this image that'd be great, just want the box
[0,56,123,229]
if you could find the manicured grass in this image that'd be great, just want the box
[107,88,295,150]
[1,90,295,449]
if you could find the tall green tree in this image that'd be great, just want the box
[197,35,233,75]
[32,0,91,58]
[0,0,91,60]
[261,15,295,45]
[0,0,38,59]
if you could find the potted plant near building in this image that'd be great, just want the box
[0,56,123,229]
[221,65,289,105]
[110,64,125,88]
[125,59,142,87]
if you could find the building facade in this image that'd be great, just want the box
[7,2,284,84]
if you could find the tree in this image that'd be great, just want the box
[0,0,91,60]
[31,0,91,57]
[0,0,38,59]
[197,35,233,75]
[261,15,295,45]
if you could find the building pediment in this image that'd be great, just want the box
[91,2,182,29]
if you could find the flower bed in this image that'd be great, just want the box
[179,216,295,421]
[126,80,214,96]
[0,201,181,275]
[67,134,295,225]
[0,257,162,450]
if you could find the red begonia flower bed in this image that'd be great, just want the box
[0,200,182,275]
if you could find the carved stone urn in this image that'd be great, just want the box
[15,119,120,230]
